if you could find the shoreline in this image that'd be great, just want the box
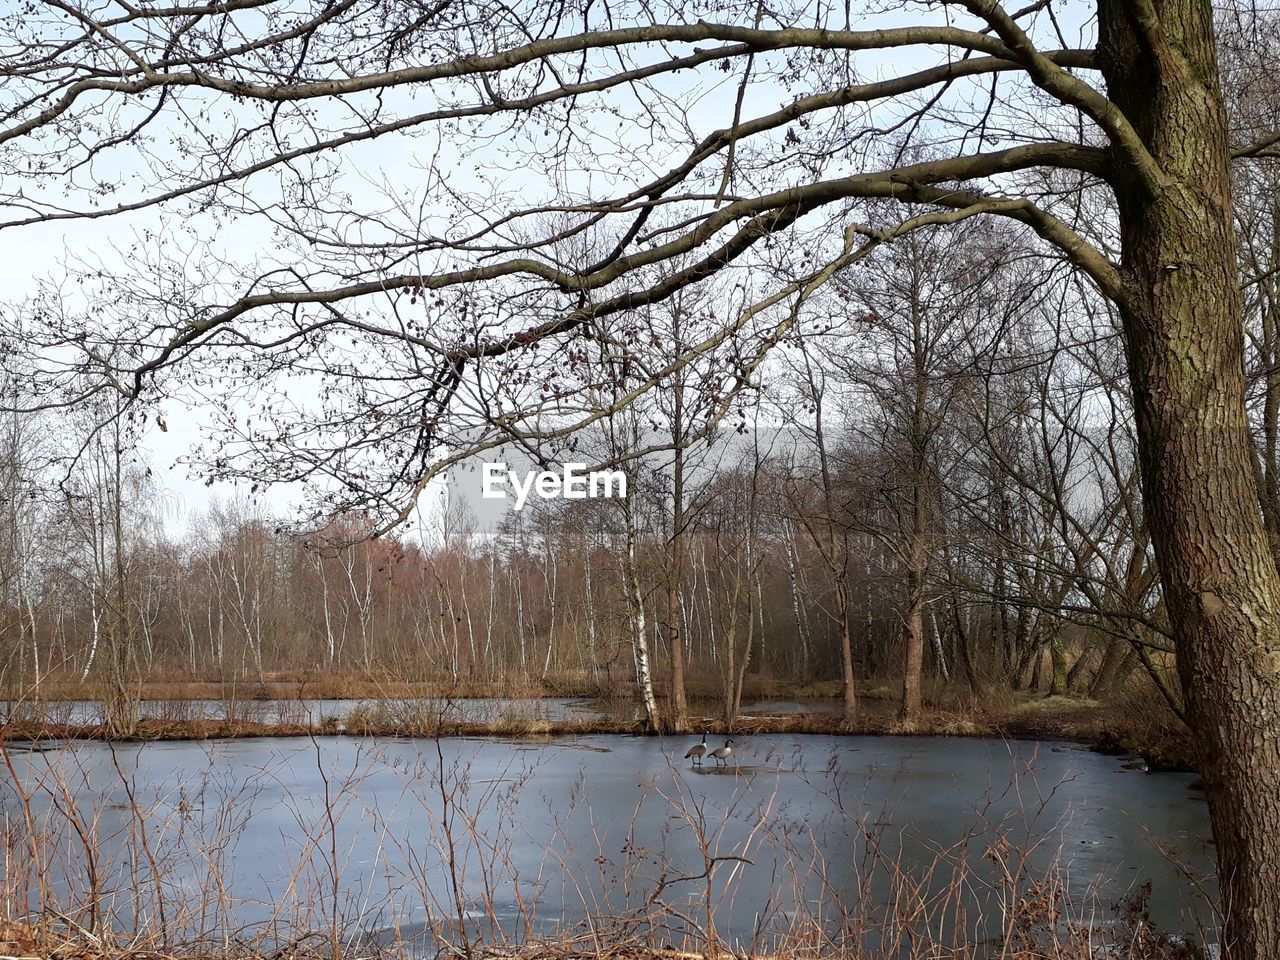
[0,701,1197,772]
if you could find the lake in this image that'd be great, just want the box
[0,733,1215,955]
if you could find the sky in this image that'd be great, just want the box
[0,0,1100,541]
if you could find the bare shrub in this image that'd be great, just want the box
[0,737,1216,960]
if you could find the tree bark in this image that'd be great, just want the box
[1048,636,1067,696]
[1091,637,1128,698]
[1100,3,1280,955]
[899,501,927,727]
[622,481,661,733]
[836,579,858,724]
[952,593,980,693]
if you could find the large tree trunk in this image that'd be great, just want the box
[952,596,980,693]
[1090,637,1129,698]
[836,579,858,725]
[1101,3,1280,955]
[1048,636,1067,696]
[898,591,924,727]
[899,290,931,729]
[899,505,927,728]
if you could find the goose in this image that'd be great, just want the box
[709,738,736,766]
[684,732,708,766]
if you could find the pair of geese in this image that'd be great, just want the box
[684,733,735,767]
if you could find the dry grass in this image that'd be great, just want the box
[0,919,1207,960]
[0,700,1195,771]
[3,673,869,707]
[0,730,1217,960]
[1,672,1198,771]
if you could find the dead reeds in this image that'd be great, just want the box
[0,735,1216,960]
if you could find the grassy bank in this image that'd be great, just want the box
[0,691,1195,770]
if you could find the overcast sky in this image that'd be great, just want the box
[0,1,1097,540]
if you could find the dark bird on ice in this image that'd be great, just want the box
[684,732,708,766]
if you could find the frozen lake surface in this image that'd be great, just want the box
[0,733,1215,953]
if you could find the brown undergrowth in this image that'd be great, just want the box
[0,670,1195,769]
[0,674,845,706]
[0,918,1207,960]
[0,729,1215,960]
[0,702,1196,771]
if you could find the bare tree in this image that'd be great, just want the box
[776,349,860,725]
[3,1,1280,951]
[0,388,50,694]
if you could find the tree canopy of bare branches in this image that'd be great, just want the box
[3,0,1280,954]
